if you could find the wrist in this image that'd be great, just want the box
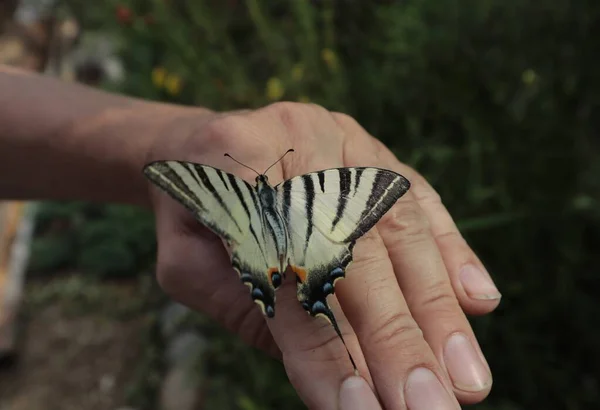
[61,102,214,207]
[0,68,216,206]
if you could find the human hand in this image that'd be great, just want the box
[145,102,501,409]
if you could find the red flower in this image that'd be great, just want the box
[115,5,133,25]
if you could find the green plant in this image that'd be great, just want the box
[30,202,156,278]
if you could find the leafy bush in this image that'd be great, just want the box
[30,202,155,278]
[35,0,600,408]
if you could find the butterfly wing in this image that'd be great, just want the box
[276,167,410,319]
[143,161,280,317]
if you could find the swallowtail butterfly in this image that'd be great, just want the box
[143,149,410,369]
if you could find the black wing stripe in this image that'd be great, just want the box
[353,168,364,196]
[227,174,267,262]
[302,174,315,262]
[244,180,260,211]
[146,163,207,212]
[331,168,351,231]
[346,171,409,242]
[217,170,230,191]
[318,171,326,193]
[191,165,243,233]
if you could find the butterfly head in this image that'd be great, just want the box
[225,149,294,188]
[255,174,269,185]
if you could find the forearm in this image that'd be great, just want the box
[0,66,209,206]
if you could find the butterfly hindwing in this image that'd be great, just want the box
[143,161,280,317]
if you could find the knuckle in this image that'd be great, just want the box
[357,229,385,250]
[383,200,432,243]
[222,302,265,346]
[199,114,247,148]
[265,101,306,129]
[352,231,389,267]
[370,136,387,152]
[409,172,442,205]
[306,330,351,355]
[367,310,423,349]
[155,263,181,298]
[304,101,329,114]
[285,322,357,365]
[370,136,401,163]
[434,229,463,244]
[267,101,330,132]
[417,280,460,316]
[331,111,360,129]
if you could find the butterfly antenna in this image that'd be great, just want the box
[325,308,358,373]
[263,148,295,176]
[224,153,261,176]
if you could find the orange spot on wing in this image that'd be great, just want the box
[291,265,307,283]
[267,267,279,285]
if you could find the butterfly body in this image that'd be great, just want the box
[255,175,289,276]
[144,154,410,369]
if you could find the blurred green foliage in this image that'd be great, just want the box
[30,202,155,277]
[31,0,600,408]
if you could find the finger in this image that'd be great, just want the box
[336,229,461,410]
[334,114,493,402]
[372,138,501,313]
[376,194,494,403]
[266,276,375,409]
[152,197,280,357]
[339,376,384,410]
[333,113,501,315]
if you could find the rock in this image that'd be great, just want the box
[160,366,201,410]
[165,331,205,368]
[160,330,206,410]
[159,303,190,339]
[99,373,115,394]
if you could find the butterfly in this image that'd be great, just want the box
[143,149,410,369]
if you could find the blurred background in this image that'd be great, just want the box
[0,1,598,409]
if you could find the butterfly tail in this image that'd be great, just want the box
[324,307,358,372]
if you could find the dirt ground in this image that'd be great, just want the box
[0,277,149,410]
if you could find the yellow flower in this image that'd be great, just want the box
[165,74,182,95]
[152,67,167,88]
[291,64,304,82]
[266,77,284,101]
[298,95,310,103]
[321,48,338,72]
[521,69,537,86]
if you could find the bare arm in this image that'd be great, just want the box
[0,65,209,206]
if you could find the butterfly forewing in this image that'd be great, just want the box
[144,161,281,317]
[277,167,410,244]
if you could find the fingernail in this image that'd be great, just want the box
[339,376,382,410]
[459,264,501,300]
[444,333,492,392]
[405,368,458,410]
